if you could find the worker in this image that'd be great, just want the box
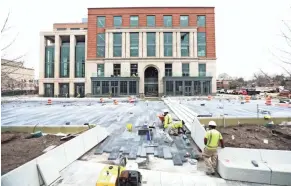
[168,120,186,136]
[163,109,172,132]
[203,121,224,175]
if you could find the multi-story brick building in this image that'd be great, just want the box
[39,7,216,97]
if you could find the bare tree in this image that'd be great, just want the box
[1,12,28,95]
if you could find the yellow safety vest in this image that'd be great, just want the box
[205,129,222,149]
[173,121,183,129]
[163,114,173,128]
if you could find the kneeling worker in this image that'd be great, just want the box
[203,121,224,175]
[163,109,172,132]
[168,120,186,136]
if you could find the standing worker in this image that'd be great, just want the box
[203,121,224,175]
[163,109,172,132]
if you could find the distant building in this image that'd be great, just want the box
[1,59,37,95]
[39,7,217,97]
[216,79,231,90]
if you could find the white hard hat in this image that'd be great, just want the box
[163,109,169,113]
[208,121,217,126]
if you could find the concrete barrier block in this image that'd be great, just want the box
[218,147,262,161]
[95,125,109,144]
[37,157,60,185]
[218,158,271,184]
[268,164,291,185]
[260,149,291,164]
[81,128,98,152]
[63,135,86,166]
[1,159,40,186]
[193,119,206,150]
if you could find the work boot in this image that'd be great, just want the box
[206,172,215,176]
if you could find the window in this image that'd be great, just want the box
[59,83,69,97]
[75,42,85,77]
[164,33,172,57]
[97,33,105,57]
[197,32,206,57]
[166,81,174,96]
[182,63,190,76]
[147,33,156,57]
[130,33,139,57]
[102,81,109,94]
[163,16,172,27]
[165,63,172,76]
[130,16,139,27]
[97,16,105,28]
[197,15,206,27]
[113,64,121,76]
[45,46,54,78]
[114,16,122,27]
[60,43,70,78]
[56,28,66,31]
[70,28,80,30]
[97,64,104,77]
[181,32,189,57]
[199,63,206,77]
[113,33,122,57]
[130,64,138,76]
[180,15,189,27]
[147,16,155,27]
[44,83,54,97]
[120,81,128,95]
[175,81,183,95]
[92,81,101,95]
[129,81,137,94]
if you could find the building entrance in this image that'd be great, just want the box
[144,66,158,97]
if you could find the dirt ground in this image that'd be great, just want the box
[219,125,291,150]
[1,132,64,175]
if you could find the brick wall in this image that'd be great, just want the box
[87,7,215,59]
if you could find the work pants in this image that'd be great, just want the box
[203,147,218,173]
[168,125,178,135]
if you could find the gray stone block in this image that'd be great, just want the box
[141,147,147,158]
[173,137,185,150]
[123,145,131,154]
[163,147,172,159]
[154,148,158,157]
[128,147,138,160]
[108,147,121,160]
[137,147,142,157]
[172,152,183,166]
[146,147,154,154]
[158,147,164,158]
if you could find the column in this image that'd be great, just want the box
[122,32,126,58]
[125,32,130,58]
[108,33,113,58]
[39,36,45,79]
[69,82,74,97]
[155,32,160,58]
[105,32,109,58]
[54,35,60,78]
[182,81,185,96]
[191,81,194,96]
[159,32,164,57]
[138,32,143,57]
[85,34,88,61]
[189,62,198,76]
[164,81,166,96]
[121,62,130,77]
[136,81,139,95]
[173,32,177,57]
[127,81,129,95]
[189,32,194,57]
[142,32,147,57]
[200,81,204,95]
[194,31,198,58]
[39,82,44,96]
[176,32,181,58]
[70,35,76,79]
[54,82,59,96]
[173,81,176,96]
[105,62,113,77]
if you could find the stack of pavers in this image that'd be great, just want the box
[94,127,196,166]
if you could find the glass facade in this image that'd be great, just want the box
[147,33,156,57]
[97,33,105,57]
[44,83,54,97]
[165,63,172,77]
[114,64,121,76]
[130,16,139,27]
[60,43,70,78]
[199,63,206,77]
[97,64,104,77]
[102,81,109,94]
[45,46,54,78]
[59,83,69,97]
[180,15,189,27]
[197,15,206,27]
[113,33,122,57]
[175,81,183,95]
[129,81,137,94]
[97,16,105,28]
[130,33,139,57]
[181,32,189,56]
[92,81,101,95]
[163,16,172,27]
[182,63,190,76]
[147,16,155,27]
[197,32,206,57]
[75,42,85,77]
[164,32,173,57]
[114,16,122,27]
[120,81,128,95]
[166,81,174,96]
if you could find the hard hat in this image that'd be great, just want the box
[163,109,169,113]
[208,121,217,126]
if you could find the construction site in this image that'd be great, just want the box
[1,95,291,186]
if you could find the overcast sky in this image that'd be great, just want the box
[0,0,290,80]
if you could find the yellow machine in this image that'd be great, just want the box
[96,156,142,186]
